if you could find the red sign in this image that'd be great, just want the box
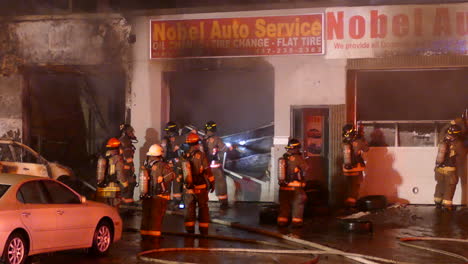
[150,14,324,58]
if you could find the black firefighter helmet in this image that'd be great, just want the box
[447,123,462,137]
[342,124,357,139]
[285,138,301,150]
[165,121,179,135]
[205,121,217,132]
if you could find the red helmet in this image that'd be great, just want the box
[106,138,121,148]
[186,133,200,144]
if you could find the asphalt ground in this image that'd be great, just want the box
[31,202,468,264]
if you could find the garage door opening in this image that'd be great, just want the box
[22,66,126,185]
[164,60,274,201]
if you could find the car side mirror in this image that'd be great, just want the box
[80,196,87,204]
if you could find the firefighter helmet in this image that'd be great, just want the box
[186,133,200,144]
[106,138,121,149]
[285,138,301,150]
[447,123,462,136]
[205,121,217,132]
[165,121,178,134]
[147,144,164,156]
[342,124,357,139]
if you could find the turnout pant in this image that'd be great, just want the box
[120,174,137,201]
[277,187,307,226]
[344,173,364,204]
[184,189,210,234]
[140,195,169,237]
[213,167,228,204]
[434,168,458,206]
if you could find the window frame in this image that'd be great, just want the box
[359,120,450,147]
[41,180,82,204]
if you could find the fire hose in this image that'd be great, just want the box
[133,210,413,264]
[399,237,468,263]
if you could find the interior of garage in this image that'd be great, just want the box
[22,66,127,187]
[164,58,274,201]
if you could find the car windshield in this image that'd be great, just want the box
[0,184,10,198]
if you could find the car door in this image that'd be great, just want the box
[17,180,57,252]
[9,143,49,177]
[42,180,94,248]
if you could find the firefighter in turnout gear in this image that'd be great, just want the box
[119,124,138,203]
[161,121,185,209]
[434,122,466,210]
[203,121,229,209]
[182,133,215,235]
[140,144,175,237]
[342,124,369,207]
[277,138,309,228]
[96,138,125,207]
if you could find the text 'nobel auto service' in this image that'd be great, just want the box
[150,14,324,58]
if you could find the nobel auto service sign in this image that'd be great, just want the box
[326,4,468,58]
[150,14,324,58]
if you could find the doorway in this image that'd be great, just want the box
[164,64,274,202]
[292,107,329,208]
[22,66,126,184]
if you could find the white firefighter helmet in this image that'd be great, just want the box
[147,144,164,157]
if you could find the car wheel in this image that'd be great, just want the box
[90,221,112,256]
[2,232,28,264]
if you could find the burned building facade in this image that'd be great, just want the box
[0,0,467,207]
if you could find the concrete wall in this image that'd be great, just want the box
[0,75,22,139]
[13,16,131,65]
[129,17,164,171]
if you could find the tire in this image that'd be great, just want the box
[340,219,373,233]
[356,195,387,212]
[2,232,28,264]
[89,221,113,256]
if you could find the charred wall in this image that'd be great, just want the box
[0,14,132,142]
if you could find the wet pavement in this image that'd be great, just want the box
[33,202,468,264]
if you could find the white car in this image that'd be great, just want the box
[0,174,122,264]
[0,140,73,181]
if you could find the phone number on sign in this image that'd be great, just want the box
[256,46,322,55]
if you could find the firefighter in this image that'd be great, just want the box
[139,144,175,237]
[434,122,465,211]
[96,138,125,207]
[203,121,229,209]
[119,124,138,204]
[342,124,369,207]
[161,121,184,209]
[277,138,308,227]
[182,133,215,235]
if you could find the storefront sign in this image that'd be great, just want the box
[150,14,324,58]
[326,4,468,58]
